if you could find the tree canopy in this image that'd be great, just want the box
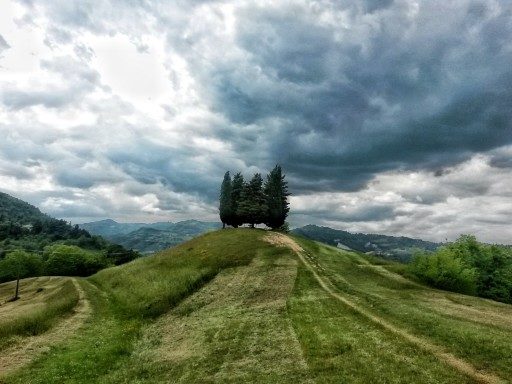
[219,165,290,230]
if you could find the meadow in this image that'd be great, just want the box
[1,229,510,383]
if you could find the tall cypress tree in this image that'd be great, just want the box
[264,165,290,229]
[237,173,267,228]
[219,171,232,228]
[230,172,244,228]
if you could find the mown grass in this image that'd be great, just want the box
[4,230,512,383]
[95,245,311,384]
[5,229,272,383]
[90,228,268,318]
[0,278,79,349]
[288,266,470,384]
[293,236,512,381]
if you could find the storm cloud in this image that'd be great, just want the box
[0,0,511,242]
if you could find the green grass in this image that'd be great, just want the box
[2,229,512,383]
[4,229,274,383]
[0,277,79,348]
[90,228,268,318]
[292,236,512,381]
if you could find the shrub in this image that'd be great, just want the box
[44,244,110,276]
[409,235,512,303]
[411,248,477,294]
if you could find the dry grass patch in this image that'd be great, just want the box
[0,278,90,377]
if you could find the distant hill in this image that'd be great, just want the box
[292,224,440,261]
[80,219,221,254]
[79,219,146,237]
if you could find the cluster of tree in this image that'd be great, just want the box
[410,235,512,304]
[0,219,90,242]
[0,244,140,300]
[219,165,289,230]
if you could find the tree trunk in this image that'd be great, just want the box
[14,274,20,300]
[222,222,226,229]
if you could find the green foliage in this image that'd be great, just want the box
[230,172,245,227]
[0,249,44,282]
[410,249,477,294]
[219,171,233,228]
[264,165,290,229]
[44,245,111,277]
[410,235,512,303]
[236,173,268,227]
[220,165,290,229]
[0,192,139,282]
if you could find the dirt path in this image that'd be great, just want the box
[264,233,506,384]
[0,278,92,377]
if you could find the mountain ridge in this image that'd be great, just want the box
[292,224,440,261]
[79,219,221,254]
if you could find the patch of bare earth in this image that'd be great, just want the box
[0,278,92,377]
[264,233,506,384]
[133,251,313,383]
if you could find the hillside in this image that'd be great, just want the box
[1,229,511,383]
[292,224,440,261]
[0,192,138,281]
[80,219,221,253]
[0,192,51,225]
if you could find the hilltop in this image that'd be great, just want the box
[1,229,511,383]
[292,224,440,261]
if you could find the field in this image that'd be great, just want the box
[0,229,510,383]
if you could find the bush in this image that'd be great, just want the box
[0,249,44,283]
[44,244,111,276]
[409,235,512,303]
[410,249,477,294]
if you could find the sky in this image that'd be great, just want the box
[0,0,511,243]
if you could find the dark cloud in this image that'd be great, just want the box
[175,0,512,194]
[295,204,395,223]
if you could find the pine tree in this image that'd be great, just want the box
[237,173,267,228]
[264,165,290,229]
[230,172,245,228]
[219,171,232,228]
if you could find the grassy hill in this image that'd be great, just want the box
[1,229,511,383]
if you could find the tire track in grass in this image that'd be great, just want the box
[264,233,505,384]
[0,278,92,377]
